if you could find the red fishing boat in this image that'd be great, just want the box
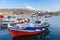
[8,19,50,37]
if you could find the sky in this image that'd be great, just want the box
[0,0,60,11]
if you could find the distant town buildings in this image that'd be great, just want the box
[0,7,59,15]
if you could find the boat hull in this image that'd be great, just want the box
[8,28,46,37]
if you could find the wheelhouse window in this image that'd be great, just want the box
[10,23,16,26]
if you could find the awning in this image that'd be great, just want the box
[0,15,4,18]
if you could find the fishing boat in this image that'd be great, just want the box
[45,15,52,18]
[8,12,50,37]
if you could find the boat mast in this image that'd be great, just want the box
[36,11,43,21]
[36,12,40,21]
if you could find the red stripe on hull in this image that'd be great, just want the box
[8,29,46,37]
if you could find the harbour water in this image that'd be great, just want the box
[0,15,60,40]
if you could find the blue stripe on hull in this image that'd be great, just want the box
[24,24,50,30]
[24,27,42,30]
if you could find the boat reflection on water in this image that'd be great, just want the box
[12,29,50,40]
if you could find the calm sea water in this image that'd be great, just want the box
[0,15,60,40]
